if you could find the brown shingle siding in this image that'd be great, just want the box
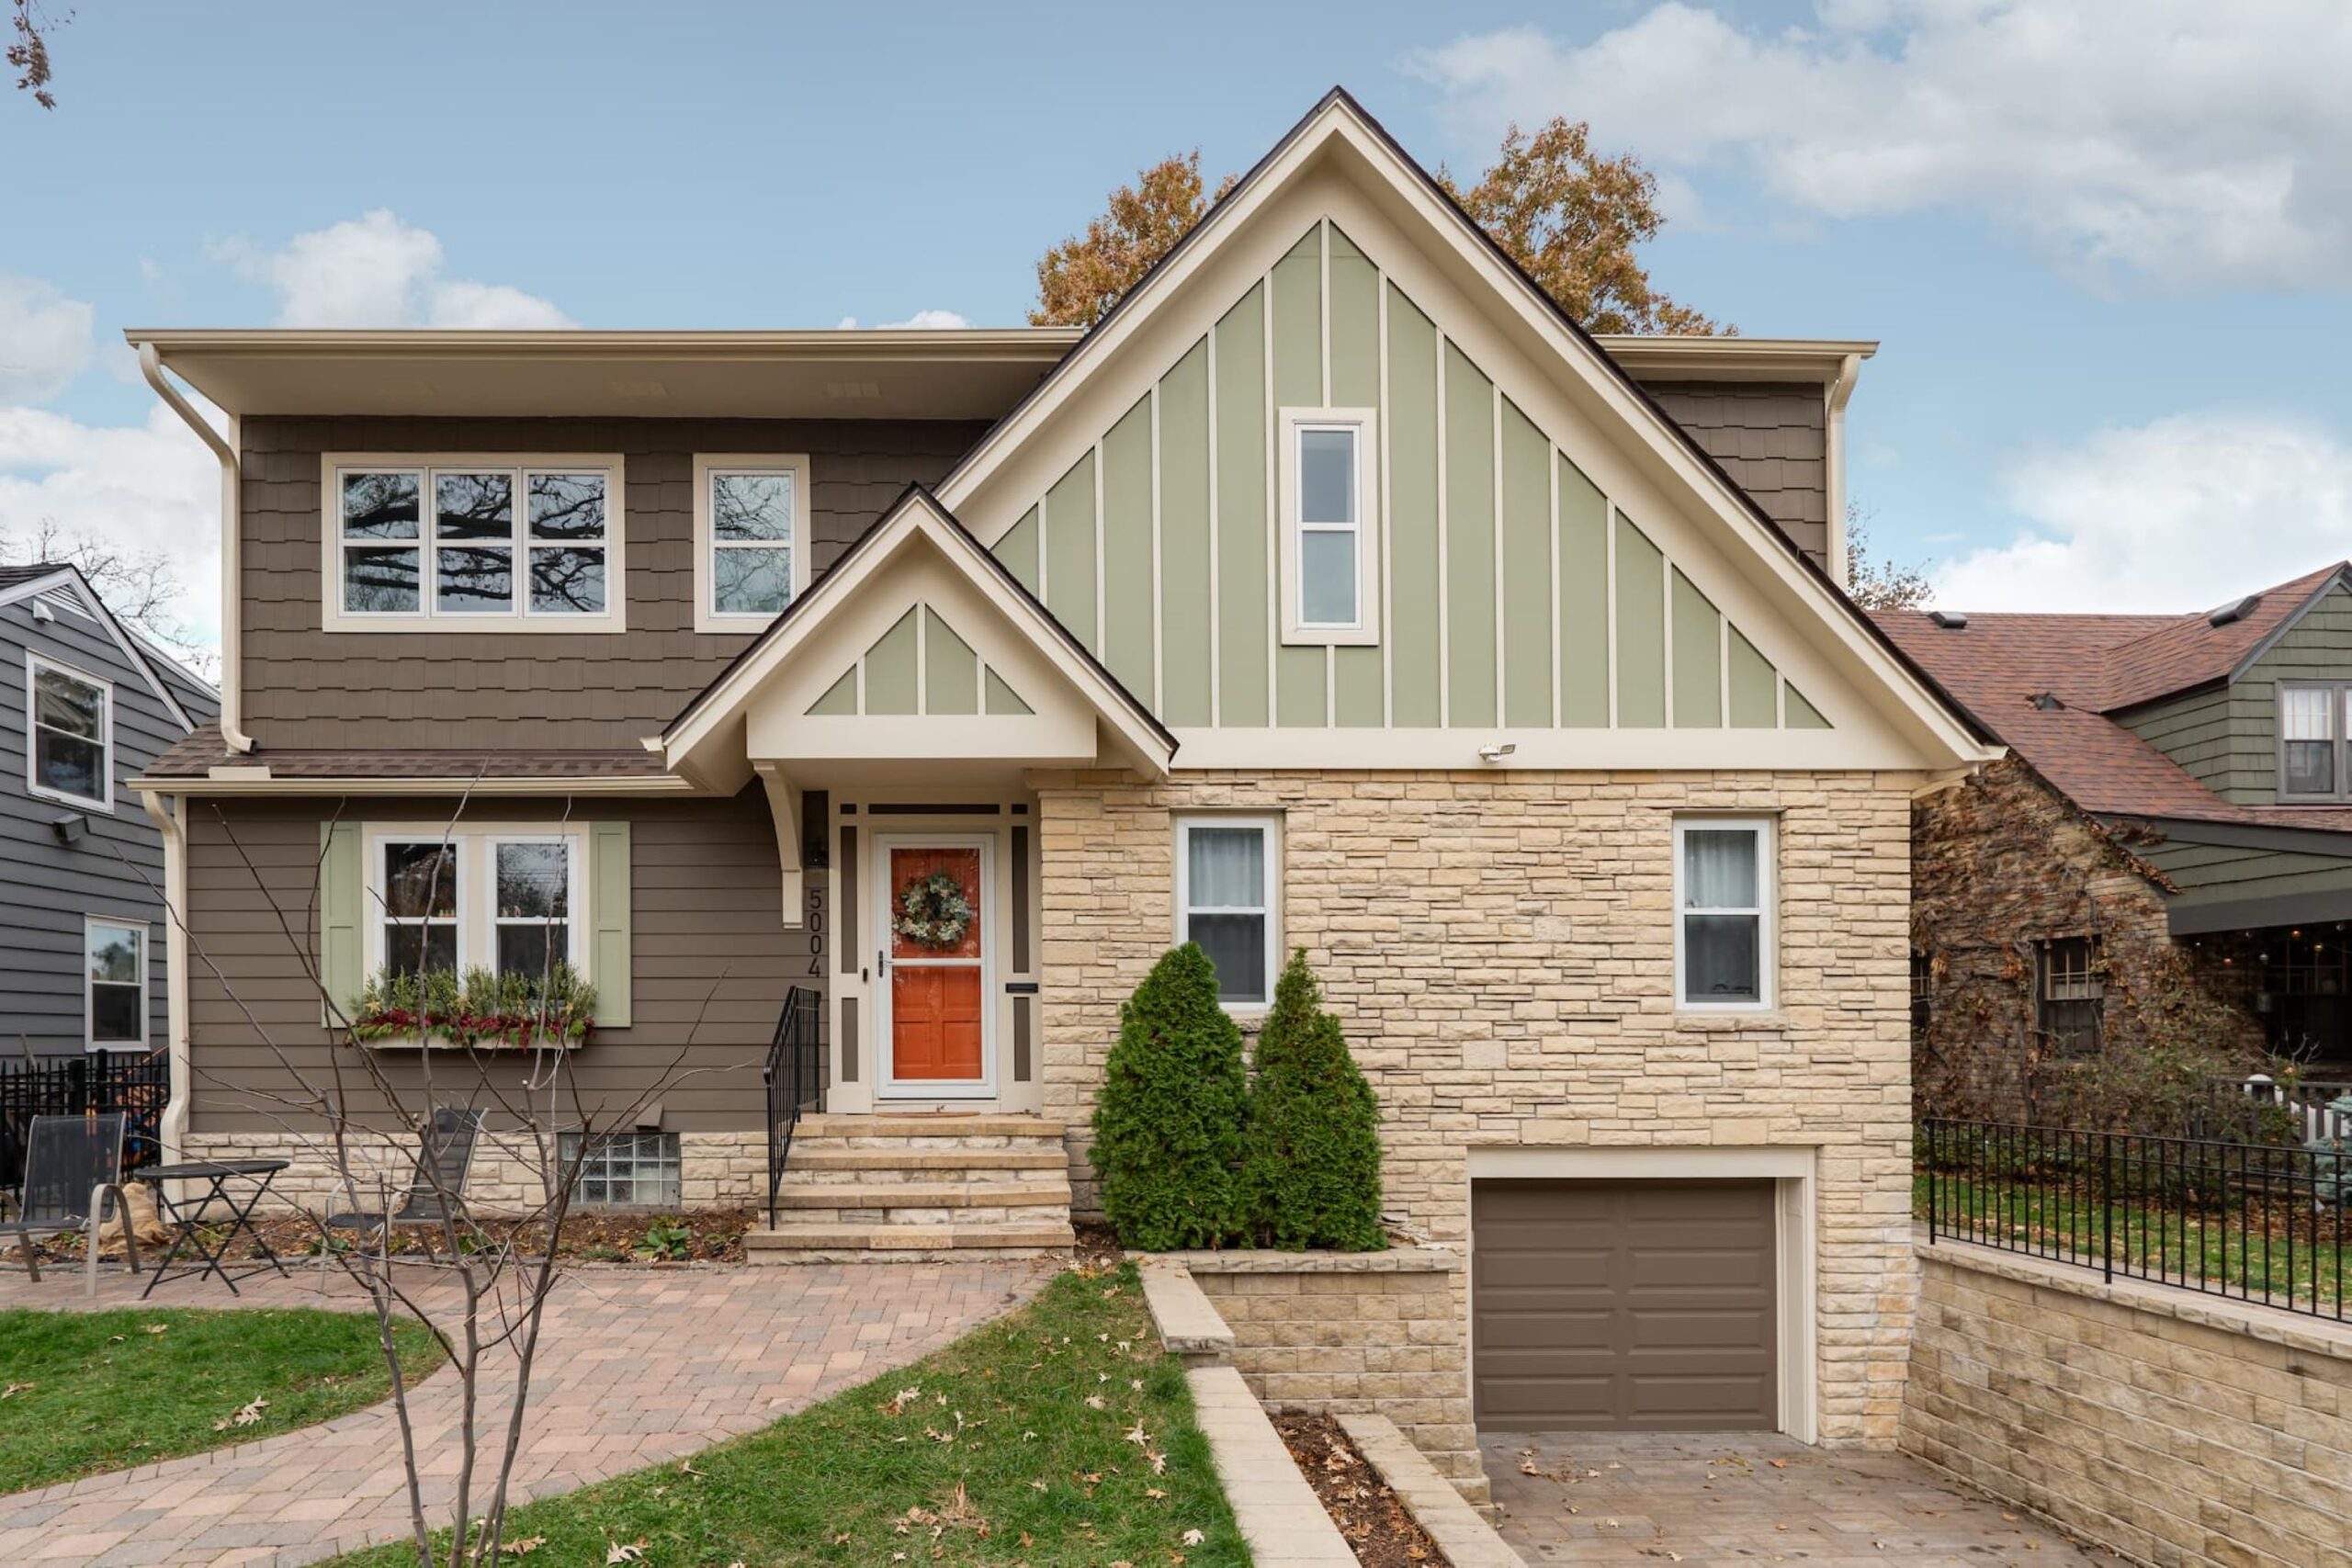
[1636,379,1829,570]
[240,415,989,750]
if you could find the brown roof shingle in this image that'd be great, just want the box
[143,723,666,782]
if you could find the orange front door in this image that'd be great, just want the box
[884,844,986,1083]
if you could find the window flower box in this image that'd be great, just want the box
[349,964,596,1050]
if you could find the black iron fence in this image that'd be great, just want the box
[763,987,824,1227]
[0,1049,171,1190]
[1920,1118,2349,1323]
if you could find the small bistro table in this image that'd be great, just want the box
[140,1158,293,1297]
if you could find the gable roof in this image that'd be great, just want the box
[929,87,1994,766]
[1875,564,2352,832]
[0,562,214,732]
[659,484,1175,779]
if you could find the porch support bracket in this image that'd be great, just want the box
[753,762,806,928]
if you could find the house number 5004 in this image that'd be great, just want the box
[806,886,824,976]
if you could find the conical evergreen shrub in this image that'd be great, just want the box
[1239,949,1385,1250]
[1091,942,1248,1249]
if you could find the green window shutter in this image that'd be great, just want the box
[590,820,633,1028]
[319,820,364,1026]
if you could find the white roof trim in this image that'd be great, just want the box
[932,91,1994,769]
[658,489,1175,780]
[0,565,198,733]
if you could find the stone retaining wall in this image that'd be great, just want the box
[1161,1247,1486,1507]
[1904,1234,2352,1567]
[178,1130,768,1213]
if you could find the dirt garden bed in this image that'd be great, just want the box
[1275,1411,1450,1568]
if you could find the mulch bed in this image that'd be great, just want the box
[1275,1411,1450,1568]
[8,1208,760,1270]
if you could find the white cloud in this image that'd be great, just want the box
[215,209,574,328]
[0,274,95,403]
[1408,2,2352,289]
[832,309,973,331]
[1933,412,2352,612]
[0,401,225,643]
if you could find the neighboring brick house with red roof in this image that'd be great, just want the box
[1877,563,2352,1118]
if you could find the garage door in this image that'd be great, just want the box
[1472,1179,1777,1430]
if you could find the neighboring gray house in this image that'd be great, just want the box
[0,563,217,1058]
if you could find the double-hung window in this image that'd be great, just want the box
[2036,937,2103,1055]
[367,828,585,984]
[325,456,624,631]
[1278,410,1378,646]
[25,654,111,809]
[1675,818,1774,1010]
[695,454,811,632]
[1174,815,1280,1009]
[85,917,145,1049]
[2279,683,2352,802]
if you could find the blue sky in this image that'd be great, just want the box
[6,0,2350,649]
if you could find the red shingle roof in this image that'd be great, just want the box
[1874,564,2352,832]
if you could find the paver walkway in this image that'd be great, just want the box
[1485,1431,2117,1567]
[0,1258,1044,1566]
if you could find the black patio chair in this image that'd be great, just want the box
[0,1112,141,1293]
[319,1107,484,1276]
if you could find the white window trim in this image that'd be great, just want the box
[25,651,113,812]
[84,915,147,1051]
[1673,815,1776,1013]
[2277,682,2352,804]
[1172,812,1283,1013]
[361,824,590,982]
[1278,408,1380,648]
[318,453,628,634]
[694,453,814,634]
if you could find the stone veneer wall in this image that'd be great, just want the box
[1905,1236,2352,1567]
[1909,756,2262,1122]
[179,1130,768,1213]
[1171,1249,1485,1506]
[1035,767,1919,1447]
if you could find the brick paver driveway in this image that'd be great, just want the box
[0,1258,1044,1566]
[1485,1431,2116,1567]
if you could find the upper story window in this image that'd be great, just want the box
[367,826,585,984]
[1278,409,1379,647]
[322,455,626,634]
[25,653,111,810]
[2278,683,2351,801]
[1675,817,1775,1010]
[695,454,811,634]
[1174,814,1281,1010]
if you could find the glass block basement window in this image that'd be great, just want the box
[559,1131,683,1208]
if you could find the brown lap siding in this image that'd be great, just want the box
[182,787,820,1134]
[241,415,990,750]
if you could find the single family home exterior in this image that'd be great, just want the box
[0,562,217,1061]
[127,91,1996,1480]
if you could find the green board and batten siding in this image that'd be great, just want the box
[989,217,1829,733]
[2124,582,2352,806]
[801,603,1033,720]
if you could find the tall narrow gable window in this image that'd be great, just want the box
[1174,815,1281,1009]
[2279,683,2350,802]
[1675,817,1774,1010]
[695,454,812,632]
[322,456,624,632]
[26,654,111,810]
[1279,409,1378,646]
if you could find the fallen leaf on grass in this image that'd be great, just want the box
[141,1323,169,1335]
[1145,1488,1168,1501]
[1085,1393,1108,1410]
[678,1459,705,1477]
[1182,1529,1205,1547]
[499,1538,545,1556]
[1125,1422,1154,1447]
[211,1397,269,1432]
[1,1382,31,1399]
[604,1542,645,1565]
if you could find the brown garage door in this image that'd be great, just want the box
[1472,1179,1777,1430]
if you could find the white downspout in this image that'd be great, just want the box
[137,342,252,753]
[140,788,192,1166]
[1824,352,1861,591]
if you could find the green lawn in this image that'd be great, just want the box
[333,1262,1247,1568]
[1915,1170,2352,1311]
[0,1306,443,1494]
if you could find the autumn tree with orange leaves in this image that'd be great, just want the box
[1032,118,1724,336]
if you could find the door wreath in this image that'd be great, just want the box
[893,869,975,950]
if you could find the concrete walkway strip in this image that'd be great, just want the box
[1186,1365,1359,1568]
[1136,1256,1236,1364]
[1340,1413,1524,1565]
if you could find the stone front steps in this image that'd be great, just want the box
[746,1113,1075,1263]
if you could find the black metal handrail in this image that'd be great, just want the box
[1921,1118,2349,1323]
[763,987,824,1228]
